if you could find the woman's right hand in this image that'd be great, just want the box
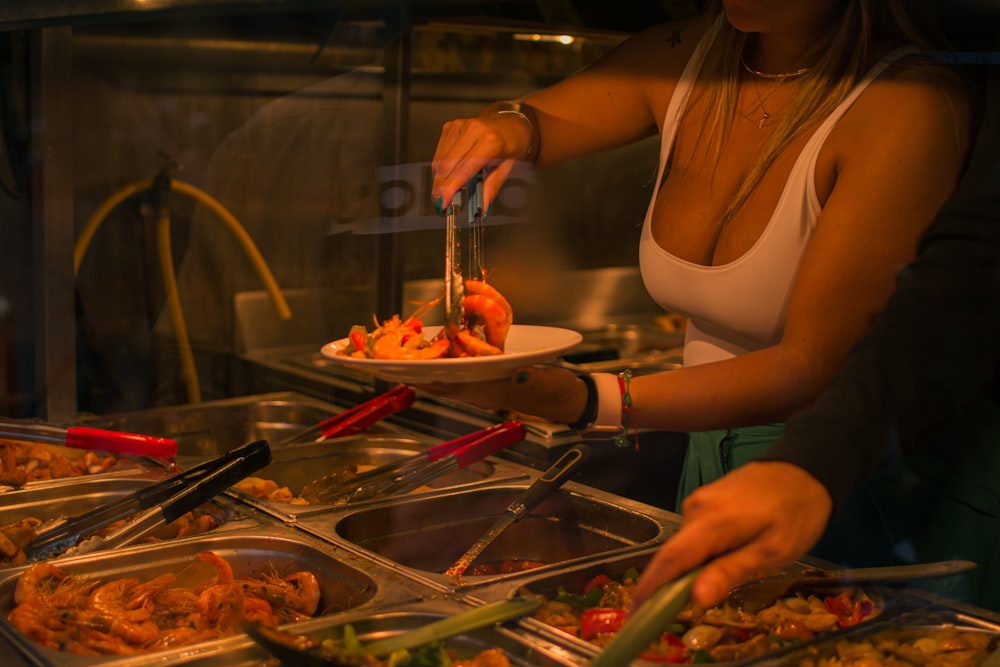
[417,364,589,427]
[431,108,535,213]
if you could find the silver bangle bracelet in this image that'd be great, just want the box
[484,100,541,162]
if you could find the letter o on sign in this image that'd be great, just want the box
[380,179,415,217]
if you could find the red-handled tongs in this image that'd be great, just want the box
[308,420,525,505]
[0,417,178,459]
[276,385,416,446]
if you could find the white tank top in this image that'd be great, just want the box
[639,19,908,367]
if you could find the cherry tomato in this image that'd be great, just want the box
[579,607,626,639]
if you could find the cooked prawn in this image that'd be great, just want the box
[15,562,72,605]
[241,569,321,618]
[88,578,154,622]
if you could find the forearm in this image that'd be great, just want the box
[629,345,828,432]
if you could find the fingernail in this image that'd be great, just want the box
[514,370,529,385]
[434,196,444,215]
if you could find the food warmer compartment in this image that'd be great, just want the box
[0,523,438,666]
[294,477,680,593]
[76,391,535,521]
[469,548,1000,667]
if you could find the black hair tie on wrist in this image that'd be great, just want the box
[568,374,598,431]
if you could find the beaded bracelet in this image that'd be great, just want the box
[614,369,640,451]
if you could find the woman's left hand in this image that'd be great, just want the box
[630,461,833,611]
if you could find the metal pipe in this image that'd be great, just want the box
[29,25,76,422]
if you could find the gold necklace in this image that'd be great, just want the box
[740,55,810,80]
[743,74,783,129]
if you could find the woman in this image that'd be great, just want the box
[428,0,974,508]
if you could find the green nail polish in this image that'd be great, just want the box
[515,371,529,384]
[434,196,444,215]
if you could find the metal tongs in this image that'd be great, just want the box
[0,416,178,459]
[444,170,486,337]
[303,420,525,505]
[444,443,592,577]
[275,385,416,447]
[23,439,272,561]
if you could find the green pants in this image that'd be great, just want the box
[676,423,785,508]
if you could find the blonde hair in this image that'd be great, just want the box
[699,0,960,227]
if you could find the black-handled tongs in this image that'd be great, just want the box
[23,439,272,562]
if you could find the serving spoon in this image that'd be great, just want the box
[727,560,978,613]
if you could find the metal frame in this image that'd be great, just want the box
[28,26,75,422]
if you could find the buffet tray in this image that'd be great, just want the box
[0,441,153,493]
[0,521,437,667]
[223,431,533,522]
[757,607,1000,667]
[293,478,680,594]
[468,547,975,667]
[0,476,261,567]
[77,391,411,458]
[139,598,584,667]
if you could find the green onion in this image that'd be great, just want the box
[662,622,686,636]
[364,597,541,658]
[585,569,699,667]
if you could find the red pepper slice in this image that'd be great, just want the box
[348,326,368,352]
[580,607,626,640]
[640,632,687,663]
[582,574,614,596]
[823,591,872,628]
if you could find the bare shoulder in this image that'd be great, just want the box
[846,59,974,143]
[834,59,975,169]
[607,13,715,75]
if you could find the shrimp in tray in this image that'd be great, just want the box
[338,279,514,360]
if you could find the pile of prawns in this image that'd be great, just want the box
[8,550,321,655]
[341,278,513,360]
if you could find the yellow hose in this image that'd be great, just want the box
[156,208,201,403]
[75,177,292,404]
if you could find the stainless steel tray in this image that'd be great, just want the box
[0,476,259,566]
[223,432,532,521]
[294,480,678,593]
[0,441,152,493]
[0,524,435,667]
[762,607,1000,667]
[174,598,584,667]
[472,548,952,667]
[77,391,408,457]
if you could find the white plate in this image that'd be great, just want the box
[320,325,583,384]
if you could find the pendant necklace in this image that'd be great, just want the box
[739,56,811,129]
[745,76,780,128]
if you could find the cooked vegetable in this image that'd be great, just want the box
[587,569,698,667]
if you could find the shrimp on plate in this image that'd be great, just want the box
[339,279,514,360]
